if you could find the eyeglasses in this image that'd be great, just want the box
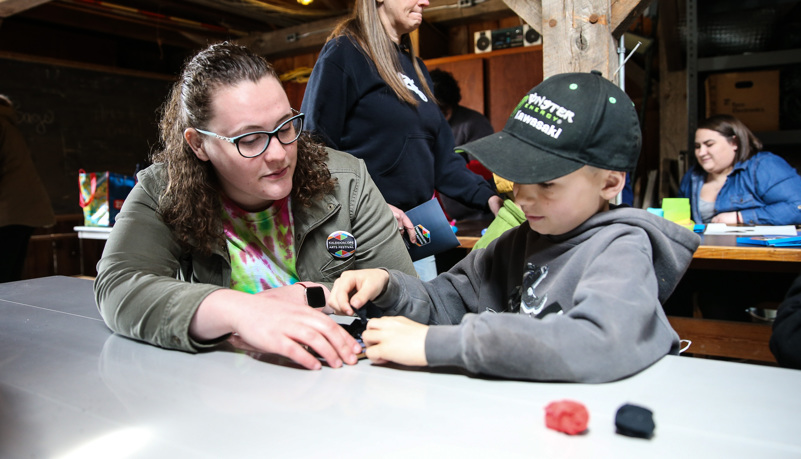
[194,111,304,158]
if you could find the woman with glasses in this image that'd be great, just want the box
[94,42,415,370]
[300,0,503,280]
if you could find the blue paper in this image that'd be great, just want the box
[402,199,461,261]
[736,235,801,247]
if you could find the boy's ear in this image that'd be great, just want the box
[184,128,210,162]
[600,170,626,201]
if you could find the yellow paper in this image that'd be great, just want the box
[662,198,691,223]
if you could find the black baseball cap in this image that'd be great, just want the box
[459,71,641,184]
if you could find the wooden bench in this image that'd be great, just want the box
[668,316,776,363]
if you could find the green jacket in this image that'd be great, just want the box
[471,199,525,251]
[94,148,415,352]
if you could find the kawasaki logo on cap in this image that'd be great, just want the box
[512,92,576,140]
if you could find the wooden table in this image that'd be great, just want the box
[457,222,801,267]
[454,218,492,249]
[691,234,801,271]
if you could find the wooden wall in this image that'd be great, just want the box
[0,54,172,215]
[426,47,544,132]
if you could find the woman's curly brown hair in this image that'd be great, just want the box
[152,42,335,255]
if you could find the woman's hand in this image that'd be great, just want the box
[190,289,361,370]
[387,203,416,244]
[328,269,390,316]
[711,211,740,224]
[362,316,428,366]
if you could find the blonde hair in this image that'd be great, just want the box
[330,0,434,106]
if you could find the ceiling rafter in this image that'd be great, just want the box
[0,0,53,17]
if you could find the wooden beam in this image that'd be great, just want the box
[425,0,513,25]
[541,0,616,78]
[610,0,655,37]
[502,0,542,33]
[0,0,51,17]
[660,0,683,72]
[19,2,221,50]
[241,0,521,58]
[657,0,686,200]
[180,0,328,29]
[239,16,343,58]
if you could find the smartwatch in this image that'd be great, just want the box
[302,285,326,308]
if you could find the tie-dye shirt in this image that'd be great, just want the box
[221,196,298,293]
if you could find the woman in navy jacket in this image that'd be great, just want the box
[679,114,801,225]
[300,0,502,267]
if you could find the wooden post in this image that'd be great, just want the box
[504,0,651,80]
[657,0,686,200]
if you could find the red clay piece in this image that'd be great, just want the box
[545,400,589,435]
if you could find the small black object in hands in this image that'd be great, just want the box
[304,286,326,308]
[354,307,368,324]
[340,301,382,340]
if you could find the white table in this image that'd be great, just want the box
[72,226,112,275]
[73,225,113,240]
[2,276,801,458]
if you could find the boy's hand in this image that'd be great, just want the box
[328,269,390,316]
[362,317,428,366]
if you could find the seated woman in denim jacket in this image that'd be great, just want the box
[679,114,801,225]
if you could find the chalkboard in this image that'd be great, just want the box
[0,56,174,214]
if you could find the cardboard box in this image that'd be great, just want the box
[705,70,780,132]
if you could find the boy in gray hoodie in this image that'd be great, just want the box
[329,71,701,383]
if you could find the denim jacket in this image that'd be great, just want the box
[679,152,801,225]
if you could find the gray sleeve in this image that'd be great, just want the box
[386,234,679,383]
[371,244,495,325]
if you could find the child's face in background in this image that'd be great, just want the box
[513,167,611,236]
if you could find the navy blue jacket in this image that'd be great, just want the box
[679,152,801,225]
[301,36,496,212]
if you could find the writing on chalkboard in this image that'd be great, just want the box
[17,109,55,135]
[0,56,174,214]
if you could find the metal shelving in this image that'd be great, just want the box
[686,0,801,150]
[698,49,801,73]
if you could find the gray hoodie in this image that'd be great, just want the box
[373,207,701,383]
